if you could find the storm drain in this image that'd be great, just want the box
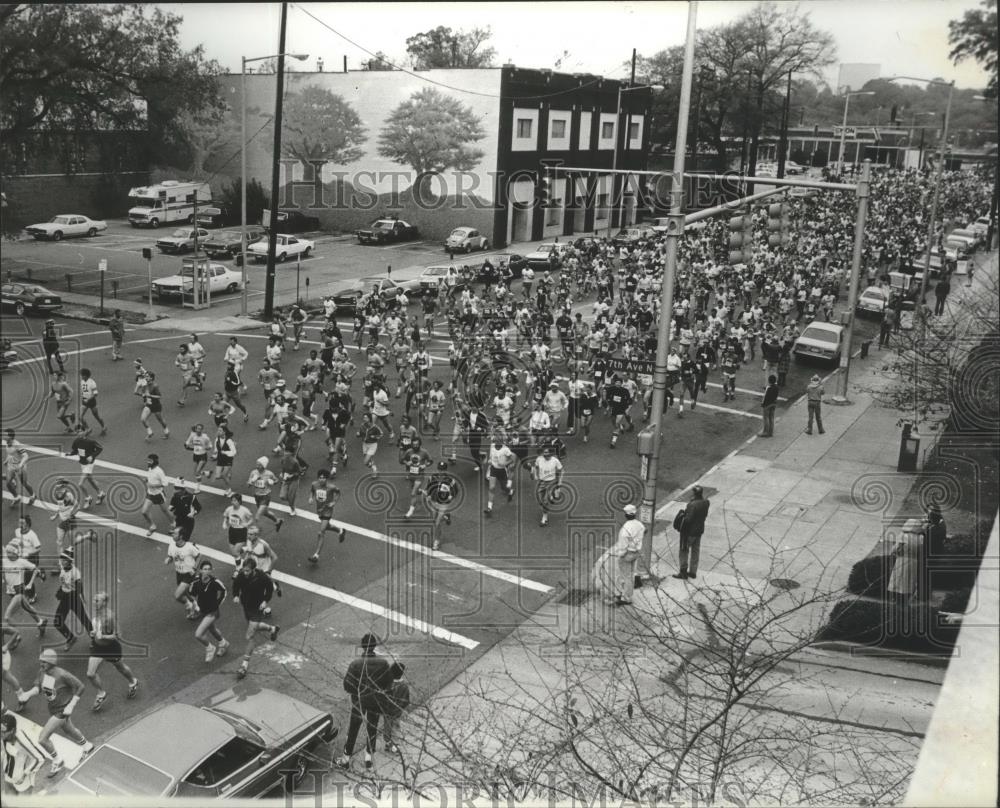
[769,578,801,591]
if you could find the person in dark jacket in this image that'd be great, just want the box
[759,375,779,437]
[231,557,279,681]
[335,633,405,770]
[933,276,951,316]
[41,320,64,375]
[674,485,710,580]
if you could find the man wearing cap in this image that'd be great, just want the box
[19,648,93,776]
[542,381,568,434]
[1,713,45,793]
[247,456,284,532]
[603,504,644,605]
[335,633,405,770]
[805,374,825,435]
[674,485,710,580]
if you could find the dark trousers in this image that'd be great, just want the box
[678,530,702,575]
[566,398,579,429]
[344,698,381,755]
[806,401,824,433]
[934,296,947,315]
[761,405,775,436]
[55,592,93,640]
[879,322,892,348]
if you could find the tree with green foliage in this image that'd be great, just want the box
[219,178,269,226]
[0,4,221,163]
[280,85,367,168]
[948,0,998,97]
[377,88,486,198]
[405,26,496,70]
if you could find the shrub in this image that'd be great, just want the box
[939,588,972,614]
[817,597,960,654]
[846,554,895,596]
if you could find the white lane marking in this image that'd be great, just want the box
[19,444,553,594]
[8,336,187,368]
[2,491,479,650]
[704,380,788,401]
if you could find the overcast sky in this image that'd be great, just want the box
[162,1,991,91]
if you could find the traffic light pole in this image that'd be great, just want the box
[637,0,697,578]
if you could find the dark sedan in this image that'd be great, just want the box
[52,687,336,798]
[1,282,63,316]
[203,227,266,260]
[477,252,528,281]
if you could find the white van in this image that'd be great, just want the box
[128,181,212,228]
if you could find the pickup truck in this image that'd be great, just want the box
[155,227,210,254]
[356,218,420,245]
[195,207,236,228]
[247,234,314,263]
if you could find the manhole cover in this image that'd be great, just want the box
[556,588,594,606]
[769,578,801,591]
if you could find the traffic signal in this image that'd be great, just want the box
[539,172,553,207]
[727,210,753,264]
[766,201,791,247]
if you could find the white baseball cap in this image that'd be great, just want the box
[623,504,637,516]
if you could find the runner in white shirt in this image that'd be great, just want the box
[140,453,172,537]
[223,337,249,373]
[12,516,43,602]
[2,544,46,637]
[3,430,36,508]
[531,445,564,526]
[77,369,107,435]
[164,529,201,619]
[484,438,516,515]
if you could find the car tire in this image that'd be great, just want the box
[150,218,160,229]
[278,252,287,262]
[302,247,311,258]
[15,302,26,317]
[52,231,63,241]
[482,240,489,251]
[87,228,97,237]
[465,243,472,253]
[226,283,238,293]
[187,214,195,224]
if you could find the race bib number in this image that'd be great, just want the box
[228,514,243,527]
[315,489,328,503]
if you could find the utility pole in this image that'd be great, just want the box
[638,0,697,577]
[777,71,792,179]
[262,1,289,321]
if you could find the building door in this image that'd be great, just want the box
[507,179,534,245]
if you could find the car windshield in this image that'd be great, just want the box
[25,286,49,294]
[130,197,158,207]
[537,245,555,254]
[425,267,447,276]
[802,327,838,343]
[68,747,172,796]
[863,291,883,299]
[449,229,467,237]
[50,216,73,224]
[372,221,395,230]
[171,229,189,238]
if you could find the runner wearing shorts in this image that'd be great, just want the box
[175,344,200,406]
[4,430,36,509]
[66,424,106,507]
[401,437,432,519]
[140,454,171,537]
[484,438,516,515]
[238,526,280,600]
[307,469,346,563]
[531,445,564,526]
[423,462,458,551]
[85,592,139,712]
[2,544,46,637]
[49,372,76,432]
[358,414,383,476]
[222,494,255,562]
[140,372,170,440]
[247,457,284,532]
[232,558,280,680]
[19,649,92,777]
[189,561,230,662]
[48,480,80,552]
[213,426,238,495]
[184,423,213,479]
[53,549,93,651]
[165,529,201,620]
[78,369,107,435]
[208,393,237,428]
[12,516,44,602]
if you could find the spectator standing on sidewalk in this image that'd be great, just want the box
[759,375,779,437]
[878,305,896,349]
[674,485,710,580]
[594,503,644,605]
[805,374,825,435]
[933,275,951,316]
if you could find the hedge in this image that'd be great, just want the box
[817,597,960,654]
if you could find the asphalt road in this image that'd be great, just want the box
[0,274,882,743]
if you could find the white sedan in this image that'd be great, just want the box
[151,261,243,300]
[793,321,844,364]
[247,234,314,263]
[25,215,108,241]
[856,286,889,316]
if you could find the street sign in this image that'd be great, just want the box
[639,503,653,525]
[833,126,857,138]
[604,355,654,375]
[98,259,108,273]
[640,455,649,481]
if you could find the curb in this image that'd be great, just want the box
[809,640,953,669]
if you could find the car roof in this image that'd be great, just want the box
[801,321,843,334]
[101,704,233,778]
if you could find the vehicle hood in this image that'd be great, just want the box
[204,688,327,745]
[156,235,189,243]
[152,274,192,286]
[26,223,61,232]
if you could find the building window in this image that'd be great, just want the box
[629,122,639,141]
[551,119,566,139]
[601,121,615,140]
[517,118,533,139]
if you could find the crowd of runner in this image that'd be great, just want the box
[0,165,993,783]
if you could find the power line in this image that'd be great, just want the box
[289,2,624,101]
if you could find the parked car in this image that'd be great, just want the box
[156,227,210,254]
[942,234,973,261]
[970,215,990,238]
[328,276,417,313]
[151,260,243,300]
[784,160,806,175]
[25,214,107,241]
[203,228,266,260]
[793,321,844,364]
[524,242,570,270]
[444,226,489,253]
[571,236,600,251]
[196,206,236,229]
[612,226,655,247]
[261,209,320,233]
[419,264,462,294]
[478,252,528,280]
[949,227,980,249]
[356,218,420,245]
[51,687,335,798]
[247,234,314,263]
[1,282,63,316]
[856,286,889,317]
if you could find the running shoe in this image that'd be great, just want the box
[80,742,94,755]
[92,692,108,712]
[37,619,47,638]
[95,493,105,505]
[308,553,319,564]
[127,680,139,699]
[204,644,217,662]
[236,661,248,680]
[275,518,284,533]
[339,527,347,543]
[216,639,230,657]
[443,513,452,525]
[269,625,280,642]
[47,760,65,778]
[64,634,77,652]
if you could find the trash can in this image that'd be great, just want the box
[860,339,872,358]
[897,422,920,472]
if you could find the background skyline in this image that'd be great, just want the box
[162,1,993,90]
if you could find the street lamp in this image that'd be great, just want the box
[241,51,309,315]
[836,91,875,174]
[608,82,664,236]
